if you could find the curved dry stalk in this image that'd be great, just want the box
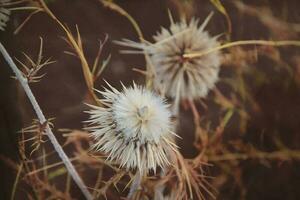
[36,0,105,106]
[207,149,300,162]
[11,163,23,200]
[98,0,143,39]
[183,40,300,59]
[187,99,210,149]
[0,43,93,200]
[98,0,156,87]
[209,0,232,39]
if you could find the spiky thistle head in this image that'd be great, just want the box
[85,82,177,174]
[116,13,221,101]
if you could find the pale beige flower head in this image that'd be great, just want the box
[116,13,221,101]
[85,82,178,174]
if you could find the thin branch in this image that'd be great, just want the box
[0,42,93,200]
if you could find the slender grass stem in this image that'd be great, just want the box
[11,163,23,200]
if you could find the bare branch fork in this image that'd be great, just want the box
[0,42,93,200]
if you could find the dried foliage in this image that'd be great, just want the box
[1,0,300,200]
[14,37,55,83]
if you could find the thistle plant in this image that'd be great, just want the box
[85,82,178,174]
[116,13,221,102]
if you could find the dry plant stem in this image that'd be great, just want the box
[188,99,208,148]
[0,43,93,200]
[209,0,232,39]
[184,40,300,59]
[92,166,103,198]
[127,172,142,199]
[188,99,200,125]
[208,150,300,162]
[11,163,23,200]
[38,0,100,106]
[98,0,156,87]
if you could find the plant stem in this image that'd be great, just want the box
[0,42,93,200]
[11,163,23,200]
[127,172,142,199]
[183,40,300,59]
[207,150,300,162]
[98,0,156,87]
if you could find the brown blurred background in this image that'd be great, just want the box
[1,0,300,199]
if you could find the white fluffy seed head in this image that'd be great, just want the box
[116,14,221,101]
[85,82,177,174]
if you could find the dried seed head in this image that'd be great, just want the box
[116,13,221,101]
[85,82,177,174]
